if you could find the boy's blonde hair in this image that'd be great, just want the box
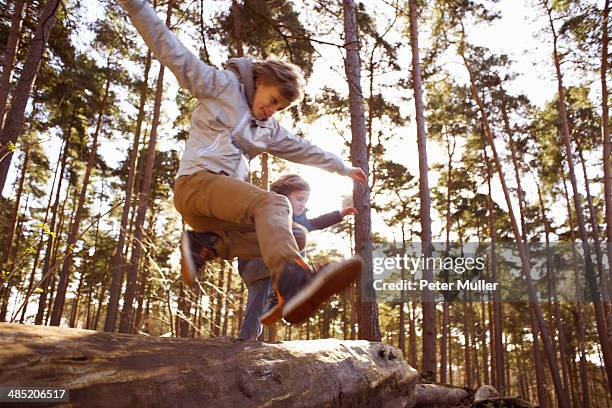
[253,57,304,105]
[270,174,310,197]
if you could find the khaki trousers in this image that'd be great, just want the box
[173,171,306,281]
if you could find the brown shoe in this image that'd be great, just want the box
[281,255,363,324]
[260,292,283,326]
[180,231,219,286]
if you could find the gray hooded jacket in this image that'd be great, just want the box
[119,0,351,180]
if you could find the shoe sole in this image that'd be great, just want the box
[261,303,283,326]
[180,232,197,286]
[282,255,363,324]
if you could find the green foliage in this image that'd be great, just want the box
[212,0,316,76]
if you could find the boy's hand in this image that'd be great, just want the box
[348,167,367,183]
[340,207,358,218]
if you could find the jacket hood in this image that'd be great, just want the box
[225,57,255,108]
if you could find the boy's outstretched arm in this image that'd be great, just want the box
[308,207,357,231]
[267,124,367,183]
[118,0,233,100]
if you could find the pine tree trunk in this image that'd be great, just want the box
[484,146,505,393]
[69,273,84,328]
[601,0,612,302]
[542,0,612,396]
[561,178,592,407]
[85,285,94,330]
[0,0,61,192]
[119,1,175,335]
[488,300,496,387]
[448,307,454,385]
[176,284,189,338]
[50,75,111,326]
[518,340,530,401]
[0,149,29,289]
[473,308,480,387]
[398,224,406,357]
[408,0,435,379]
[342,0,379,342]
[0,94,40,316]
[35,124,71,325]
[440,132,454,385]
[568,347,579,407]
[19,136,64,323]
[575,133,612,341]
[214,265,225,337]
[463,302,472,389]
[461,45,568,406]
[93,266,109,331]
[43,182,78,325]
[222,265,233,337]
[536,180,573,402]
[236,280,245,338]
[46,184,76,325]
[231,0,244,57]
[409,300,417,368]
[480,299,489,385]
[133,263,148,335]
[104,51,152,332]
[530,309,550,408]
[0,0,25,129]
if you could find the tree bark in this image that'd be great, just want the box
[535,180,572,402]
[35,120,71,325]
[408,0,435,379]
[560,177,591,407]
[342,0,380,342]
[0,148,29,282]
[542,0,612,396]
[601,0,611,302]
[50,74,111,326]
[213,264,225,337]
[0,91,40,307]
[44,183,73,324]
[0,0,25,129]
[118,0,174,334]
[398,224,406,357]
[0,323,418,408]
[176,284,190,338]
[69,273,84,328]
[483,145,505,393]
[440,131,455,385]
[104,51,152,332]
[463,301,472,388]
[222,264,233,337]
[0,0,61,193]
[480,300,489,386]
[460,43,569,407]
[18,135,65,324]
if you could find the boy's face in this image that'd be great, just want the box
[252,80,290,120]
[288,190,310,216]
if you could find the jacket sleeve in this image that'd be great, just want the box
[267,123,352,176]
[307,211,343,231]
[118,0,235,100]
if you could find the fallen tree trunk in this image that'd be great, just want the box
[414,383,469,407]
[0,323,418,407]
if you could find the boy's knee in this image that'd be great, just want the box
[292,224,307,251]
[261,191,291,215]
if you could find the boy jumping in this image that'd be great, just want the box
[118,0,365,324]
